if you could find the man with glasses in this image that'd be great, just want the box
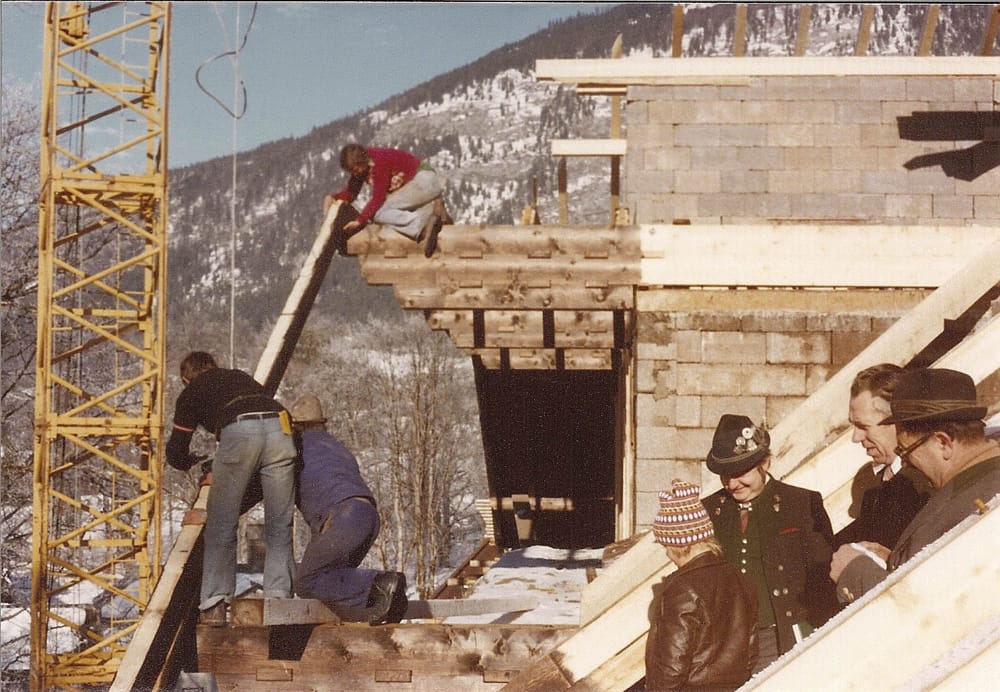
[830,367,1000,604]
[834,364,932,549]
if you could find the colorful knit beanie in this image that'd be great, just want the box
[653,479,715,547]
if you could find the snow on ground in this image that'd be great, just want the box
[442,545,604,625]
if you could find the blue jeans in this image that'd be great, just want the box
[200,417,296,610]
[295,498,380,612]
[373,169,444,240]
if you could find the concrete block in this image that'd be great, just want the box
[654,362,678,399]
[832,330,878,367]
[674,124,721,147]
[636,424,678,460]
[674,427,716,460]
[675,395,701,428]
[636,358,657,393]
[784,146,832,171]
[671,313,742,331]
[767,332,832,365]
[722,170,768,194]
[646,147,690,172]
[932,195,974,221]
[703,331,766,364]
[814,123,861,147]
[859,77,906,100]
[905,78,954,102]
[769,170,816,194]
[832,146,879,171]
[636,392,670,427]
[806,364,835,395]
[741,313,807,332]
[767,123,814,147]
[807,313,872,332]
[973,194,1000,221]
[700,396,766,429]
[742,100,785,124]
[717,124,768,147]
[676,363,743,396]
[860,123,900,147]
[698,193,747,218]
[836,194,885,220]
[886,194,934,220]
[693,100,745,124]
[675,169,721,194]
[637,341,676,361]
[836,101,883,124]
[742,365,807,396]
[788,101,836,124]
[766,396,808,428]
[675,330,702,362]
[745,193,792,218]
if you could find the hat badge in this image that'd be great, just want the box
[734,426,759,454]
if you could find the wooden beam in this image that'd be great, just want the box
[794,4,812,56]
[855,5,875,56]
[733,4,747,57]
[671,4,684,58]
[640,224,1000,288]
[550,139,627,157]
[918,4,940,56]
[983,4,1000,56]
[535,56,1000,85]
[393,285,635,311]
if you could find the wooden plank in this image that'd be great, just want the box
[671,4,684,58]
[855,5,875,55]
[733,4,747,57]
[259,596,538,624]
[551,139,627,157]
[746,504,1000,689]
[579,532,668,626]
[918,4,940,56]
[359,259,640,291]
[794,4,812,56]
[535,56,1000,84]
[394,285,634,311]
[981,4,1000,56]
[640,224,1000,288]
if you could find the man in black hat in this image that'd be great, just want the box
[830,367,1000,603]
[702,414,839,671]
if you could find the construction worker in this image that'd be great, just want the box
[291,394,407,624]
[166,351,297,627]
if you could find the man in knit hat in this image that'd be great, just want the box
[645,479,758,691]
[291,393,407,624]
[830,368,1000,603]
[702,414,839,671]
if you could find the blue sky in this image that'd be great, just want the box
[1,1,609,167]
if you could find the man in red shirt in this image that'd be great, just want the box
[324,144,451,257]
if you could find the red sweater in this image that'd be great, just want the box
[331,147,421,225]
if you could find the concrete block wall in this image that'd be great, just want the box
[632,299,915,530]
[625,76,1000,225]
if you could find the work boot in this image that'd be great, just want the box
[367,571,407,625]
[422,214,442,258]
[433,197,453,225]
[199,600,227,627]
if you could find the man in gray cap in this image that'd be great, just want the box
[702,414,839,671]
[830,368,1000,603]
[291,393,407,624]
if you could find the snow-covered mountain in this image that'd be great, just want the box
[166,3,993,328]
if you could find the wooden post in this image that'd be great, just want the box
[982,4,1000,56]
[918,4,939,56]
[733,4,747,57]
[855,4,875,56]
[558,158,567,224]
[671,4,684,57]
[610,33,622,225]
[794,4,812,56]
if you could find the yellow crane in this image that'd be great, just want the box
[33,2,170,689]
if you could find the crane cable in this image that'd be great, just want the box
[194,2,258,368]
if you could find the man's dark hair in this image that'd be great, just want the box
[339,143,368,171]
[850,363,903,400]
[180,351,217,382]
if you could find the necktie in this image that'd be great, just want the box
[739,505,750,533]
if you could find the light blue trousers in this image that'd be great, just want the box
[200,417,297,610]
[373,169,444,240]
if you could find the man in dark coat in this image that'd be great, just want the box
[645,479,758,691]
[831,368,1000,603]
[702,414,839,672]
[834,363,932,549]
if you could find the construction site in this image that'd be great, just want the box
[29,3,1000,691]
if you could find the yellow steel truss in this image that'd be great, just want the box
[33,3,170,689]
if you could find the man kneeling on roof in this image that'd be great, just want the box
[291,393,407,625]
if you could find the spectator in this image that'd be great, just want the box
[165,351,296,626]
[324,143,451,258]
[290,394,407,624]
[702,414,839,671]
[830,368,1000,603]
[835,363,933,548]
[645,479,758,691]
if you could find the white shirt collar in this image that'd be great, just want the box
[871,455,902,477]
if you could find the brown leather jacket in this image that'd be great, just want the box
[645,551,759,691]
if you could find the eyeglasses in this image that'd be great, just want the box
[894,433,933,462]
